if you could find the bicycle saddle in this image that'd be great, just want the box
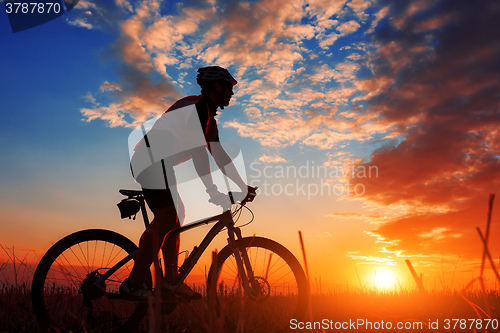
[119,189,143,196]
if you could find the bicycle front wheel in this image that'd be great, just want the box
[207,237,309,333]
[32,229,151,333]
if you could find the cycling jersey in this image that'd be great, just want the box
[162,94,220,144]
[130,94,220,211]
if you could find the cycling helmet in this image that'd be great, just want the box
[196,66,238,86]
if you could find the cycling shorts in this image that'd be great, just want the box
[138,160,177,212]
[142,188,175,212]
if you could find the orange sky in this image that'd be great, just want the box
[1,0,500,293]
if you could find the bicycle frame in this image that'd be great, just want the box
[94,194,257,298]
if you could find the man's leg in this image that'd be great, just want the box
[161,196,184,282]
[158,198,201,300]
[127,205,178,286]
[161,233,180,282]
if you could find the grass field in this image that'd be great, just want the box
[1,197,498,332]
[1,280,499,332]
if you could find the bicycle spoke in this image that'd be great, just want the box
[101,241,107,269]
[210,237,307,333]
[56,251,84,287]
[77,242,90,272]
[264,252,273,280]
[92,240,97,270]
[105,244,117,268]
[33,230,150,333]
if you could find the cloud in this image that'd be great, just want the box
[327,212,385,221]
[81,67,181,127]
[82,0,313,125]
[68,19,93,29]
[414,13,454,32]
[345,0,500,264]
[69,0,500,276]
[418,227,448,241]
[100,81,122,92]
[366,6,389,33]
[318,34,340,49]
[116,0,134,12]
[80,0,388,147]
[66,0,128,32]
[327,212,364,219]
[309,62,358,83]
[317,19,363,49]
[83,92,97,105]
[345,252,397,265]
[80,104,129,128]
[308,232,332,237]
[336,20,361,35]
[347,0,372,15]
[225,107,381,149]
[306,0,345,23]
[258,154,288,163]
[80,0,185,126]
[225,91,394,149]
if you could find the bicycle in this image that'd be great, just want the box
[32,189,309,333]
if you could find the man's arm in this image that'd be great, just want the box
[192,144,256,206]
[208,142,247,191]
[191,147,215,189]
[190,146,231,205]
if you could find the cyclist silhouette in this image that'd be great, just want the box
[120,66,256,300]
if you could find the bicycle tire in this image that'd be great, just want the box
[32,229,151,333]
[207,237,309,333]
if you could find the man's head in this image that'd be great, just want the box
[197,66,237,110]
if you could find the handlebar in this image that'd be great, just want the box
[208,187,258,208]
[229,190,256,205]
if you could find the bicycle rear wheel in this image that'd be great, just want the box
[207,237,309,333]
[32,229,151,333]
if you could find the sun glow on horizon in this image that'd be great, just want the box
[373,268,398,290]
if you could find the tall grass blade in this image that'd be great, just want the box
[480,194,495,278]
[298,230,312,323]
[405,260,425,293]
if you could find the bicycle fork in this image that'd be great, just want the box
[227,226,257,297]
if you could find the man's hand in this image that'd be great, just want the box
[208,186,257,208]
[245,186,257,203]
[208,189,232,208]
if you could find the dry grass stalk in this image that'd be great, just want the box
[477,196,500,285]
[298,231,312,323]
[355,267,365,292]
[405,260,425,294]
[0,245,31,288]
[457,276,491,327]
[475,194,499,320]
[480,194,495,278]
[205,249,227,333]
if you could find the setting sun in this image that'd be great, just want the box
[1,0,500,332]
[373,269,398,290]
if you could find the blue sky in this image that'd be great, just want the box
[1,0,499,289]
